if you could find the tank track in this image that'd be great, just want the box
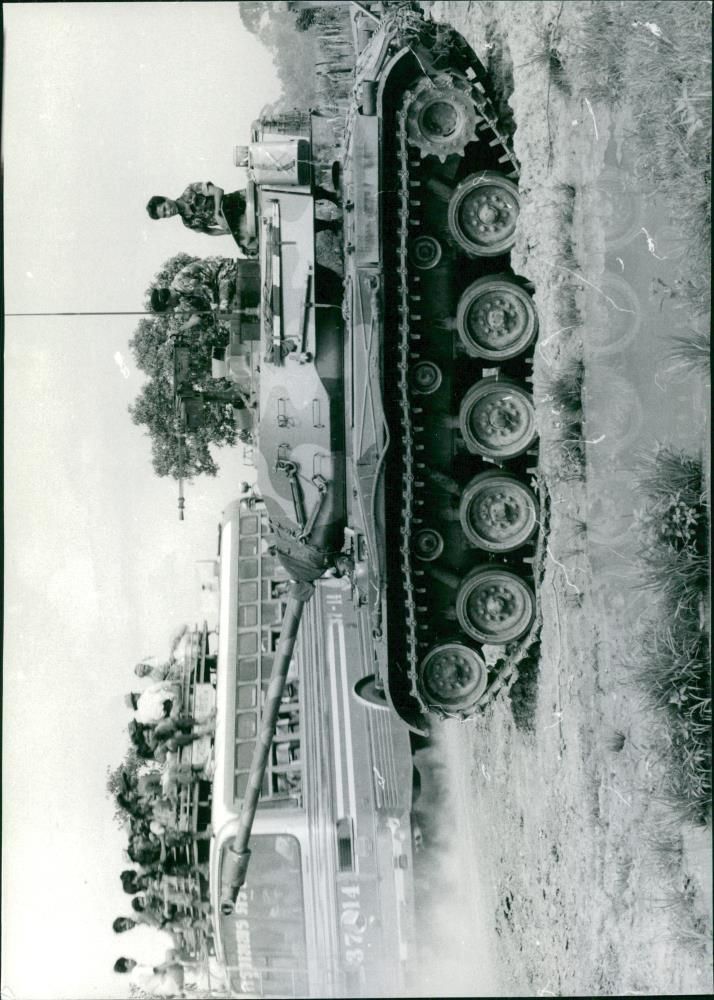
[392,70,538,720]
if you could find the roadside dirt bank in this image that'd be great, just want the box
[417,2,712,995]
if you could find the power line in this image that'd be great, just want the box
[5,310,214,318]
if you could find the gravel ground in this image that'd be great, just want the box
[413,2,712,995]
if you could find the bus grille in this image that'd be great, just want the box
[366,709,401,811]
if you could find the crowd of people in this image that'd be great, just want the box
[112,637,216,995]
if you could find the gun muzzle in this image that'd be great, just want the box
[219,846,252,913]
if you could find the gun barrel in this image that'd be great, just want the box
[219,578,315,912]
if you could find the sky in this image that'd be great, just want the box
[2,4,281,997]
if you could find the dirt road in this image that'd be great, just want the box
[414,2,712,995]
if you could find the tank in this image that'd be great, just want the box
[240,4,539,733]
[216,0,541,920]
[192,3,539,736]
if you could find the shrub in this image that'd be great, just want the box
[628,445,710,825]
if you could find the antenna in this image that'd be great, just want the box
[177,410,186,521]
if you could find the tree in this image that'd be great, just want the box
[129,376,176,437]
[128,255,239,481]
[128,317,174,378]
[145,252,198,304]
[150,430,220,480]
[237,1,267,36]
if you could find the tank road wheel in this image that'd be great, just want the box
[456,276,538,360]
[405,74,478,162]
[460,471,539,552]
[413,528,445,562]
[418,643,488,713]
[459,377,537,459]
[353,674,390,712]
[448,172,520,257]
[411,360,443,395]
[409,234,443,271]
[456,566,535,644]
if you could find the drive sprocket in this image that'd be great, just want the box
[405,73,479,162]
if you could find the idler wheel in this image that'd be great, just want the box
[460,471,539,552]
[418,642,488,711]
[448,172,520,257]
[459,377,537,459]
[456,566,535,644]
[411,360,443,395]
[413,528,444,562]
[405,74,478,162]
[456,275,538,360]
[409,234,443,271]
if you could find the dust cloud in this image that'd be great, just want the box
[407,723,505,998]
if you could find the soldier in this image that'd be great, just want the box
[146,181,258,257]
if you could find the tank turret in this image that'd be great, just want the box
[246,133,348,584]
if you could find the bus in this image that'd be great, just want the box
[208,495,418,997]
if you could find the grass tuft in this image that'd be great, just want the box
[539,355,587,480]
[543,355,585,417]
[666,328,711,382]
[519,23,572,97]
[627,445,711,825]
[508,642,541,732]
[552,287,583,334]
[605,730,627,754]
[643,818,712,951]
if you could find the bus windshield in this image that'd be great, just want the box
[219,834,308,997]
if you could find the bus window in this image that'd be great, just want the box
[240,559,258,579]
[219,835,308,997]
[241,515,259,535]
[237,685,257,709]
[234,772,249,799]
[236,742,254,769]
[261,556,276,576]
[239,537,259,557]
[238,604,258,628]
[261,602,281,625]
[237,713,257,739]
[261,630,281,653]
[239,581,259,603]
[238,633,258,656]
[238,658,257,681]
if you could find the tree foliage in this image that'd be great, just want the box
[237,1,266,36]
[106,749,144,827]
[127,255,238,481]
